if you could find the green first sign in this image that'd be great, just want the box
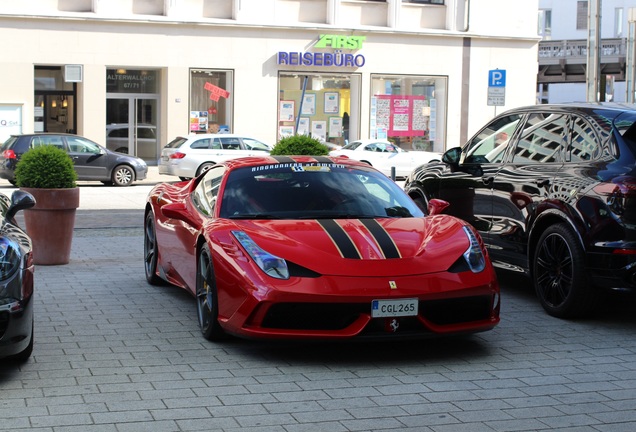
[315,34,366,50]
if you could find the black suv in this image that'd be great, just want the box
[0,133,148,186]
[405,103,636,318]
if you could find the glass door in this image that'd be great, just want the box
[106,96,159,163]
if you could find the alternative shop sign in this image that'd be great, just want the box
[277,35,366,67]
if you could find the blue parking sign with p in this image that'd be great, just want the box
[489,69,506,87]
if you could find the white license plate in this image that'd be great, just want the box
[371,298,418,318]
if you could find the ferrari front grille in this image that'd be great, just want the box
[262,303,367,330]
[421,295,493,325]
[260,296,493,331]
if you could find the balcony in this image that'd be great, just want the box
[538,38,626,83]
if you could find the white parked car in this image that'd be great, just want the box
[159,134,271,179]
[329,139,441,178]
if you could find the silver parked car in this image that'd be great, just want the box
[158,134,271,179]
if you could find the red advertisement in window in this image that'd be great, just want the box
[375,95,426,137]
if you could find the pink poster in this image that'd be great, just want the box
[375,95,425,137]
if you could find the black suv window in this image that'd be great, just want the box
[512,113,566,164]
[463,114,522,164]
[569,115,599,162]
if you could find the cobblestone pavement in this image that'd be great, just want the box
[1,175,636,431]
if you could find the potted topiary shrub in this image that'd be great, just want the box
[270,134,330,156]
[14,145,79,265]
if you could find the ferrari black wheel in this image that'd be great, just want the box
[533,223,596,318]
[196,243,226,341]
[144,212,163,285]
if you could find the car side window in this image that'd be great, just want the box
[191,166,225,216]
[66,137,101,154]
[109,128,128,138]
[31,135,65,150]
[190,139,211,150]
[137,128,156,139]
[569,115,599,161]
[512,113,567,164]
[342,141,362,150]
[242,138,269,151]
[220,137,241,150]
[463,114,522,164]
[210,138,222,150]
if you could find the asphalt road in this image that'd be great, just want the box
[1,169,636,431]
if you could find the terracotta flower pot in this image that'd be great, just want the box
[20,187,80,265]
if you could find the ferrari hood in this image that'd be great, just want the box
[231,216,472,277]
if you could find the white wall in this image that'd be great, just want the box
[0,0,540,152]
[539,0,636,40]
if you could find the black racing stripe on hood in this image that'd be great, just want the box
[271,156,296,164]
[317,219,361,259]
[313,156,333,164]
[360,219,401,259]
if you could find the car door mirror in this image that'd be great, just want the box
[442,147,461,164]
[6,190,36,221]
[442,147,462,165]
[161,202,199,226]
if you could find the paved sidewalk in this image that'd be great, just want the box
[1,169,636,431]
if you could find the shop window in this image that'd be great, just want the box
[34,66,76,134]
[370,75,447,153]
[190,69,233,133]
[278,73,359,147]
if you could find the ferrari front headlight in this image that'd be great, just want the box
[0,237,21,281]
[462,226,486,273]
[232,231,289,279]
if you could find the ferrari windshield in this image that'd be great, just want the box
[219,162,423,219]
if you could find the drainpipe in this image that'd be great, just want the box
[586,0,601,102]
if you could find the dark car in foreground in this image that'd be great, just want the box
[144,155,500,342]
[405,103,636,318]
[0,190,36,361]
[0,133,148,186]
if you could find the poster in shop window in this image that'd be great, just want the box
[324,92,339,114]
[298,117,310,135]
[373,95,426,137]
[328,117,343,138]
[311,120,326,141]
[279,100,295,122]
[301,93,316,116]
[279,125,294,138]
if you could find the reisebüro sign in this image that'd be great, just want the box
[277,35,366,68]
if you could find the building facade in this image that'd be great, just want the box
[538,0,636,103]
[0,0,538,165]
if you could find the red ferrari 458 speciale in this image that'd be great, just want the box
[144,155,500,341]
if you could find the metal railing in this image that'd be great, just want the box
[538,38,625,61]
